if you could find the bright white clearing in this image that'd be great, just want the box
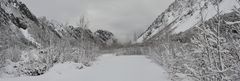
[0,54,170,81]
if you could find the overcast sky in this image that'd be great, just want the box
[20,0,174,42]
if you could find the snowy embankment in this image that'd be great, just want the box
[0,54,170,81]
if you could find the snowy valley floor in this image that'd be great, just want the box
[0,54,171,81]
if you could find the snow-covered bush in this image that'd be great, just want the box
[0,42,98,77]
[0,49,47,77]
[0,47,21,66]
[146,12,240,81]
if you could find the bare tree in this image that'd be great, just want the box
[77,16,89,29]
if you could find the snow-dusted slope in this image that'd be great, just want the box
[137,0,240,43]
[0,55,171,81]
[94,30,117,46]
[0,0,113,77]
[0,0,107,49]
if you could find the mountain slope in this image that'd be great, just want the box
[0,0,41,50]
[137,0,240,43]
[94,30,117,46]
[135,0,240,80]
[0,0,107,53]
[0,0,114,77]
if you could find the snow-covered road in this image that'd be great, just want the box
[0,54,170,81]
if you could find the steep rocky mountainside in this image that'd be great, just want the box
[137,0,240,43]
[134,0,240,81]
[94,30,117,46]
[0,0,115,77]
[0,0,40,50]
[0,0,107,51]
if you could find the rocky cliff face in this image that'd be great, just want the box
[0,0,106,51]
[94,30,117,46]
[0,0,115,77]
[0,0,41,51]
[137,0,240,43]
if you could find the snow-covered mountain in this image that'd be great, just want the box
[94,30,117,46]
[135,0,240,80]
[0,0,115,77]
[0,0,108,51]
[137,0,240,43]
[0,0,41,50]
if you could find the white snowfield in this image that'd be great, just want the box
[0,54,171,81]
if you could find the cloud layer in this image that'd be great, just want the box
[21,0,174,42]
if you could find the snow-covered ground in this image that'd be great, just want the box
[0,54,170,81]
